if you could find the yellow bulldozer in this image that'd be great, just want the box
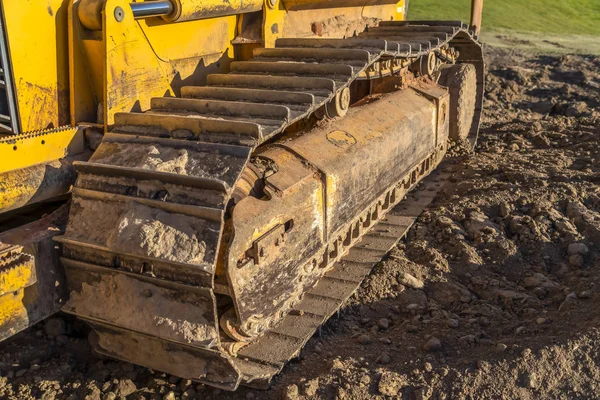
[0,0,484,390]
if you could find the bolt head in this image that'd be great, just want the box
[114,6,124,22]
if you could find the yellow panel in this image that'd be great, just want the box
[69,0,102,125]
[0,289,29,337]
[0,126,83,174]
[263,0,287,48]
[1,0,70,132]
[0,211,67,341]
[103,0,174,126]
[102,0,237,125]
[0,247,35,337]
[138,16,237,62]
[396,0,406,20]
[162,0,263,23]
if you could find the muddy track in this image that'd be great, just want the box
[0,47,599,400]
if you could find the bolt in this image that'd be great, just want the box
[114,6,124,22]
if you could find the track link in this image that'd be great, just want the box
[57,21,483,390]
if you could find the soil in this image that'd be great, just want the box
[67,274,218,347]
[92,142,238,182]
[1,46,600,400]
[66,198,216,266]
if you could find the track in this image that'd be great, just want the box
[56,21,483,390]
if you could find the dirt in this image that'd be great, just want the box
[66,199,217,266]
[91,142,237,182]
[1,47,600,399]
[67,274,219,347]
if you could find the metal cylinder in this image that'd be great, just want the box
[162,0,263,23]
[470,0,483,36]
[78,0,263,30]
[78,0,106,31]
[131,1,174,19]
[0,160,76,215]
[79,0,175,30]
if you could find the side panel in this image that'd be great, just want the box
[0,126,85,215]
[285,87,444,238]
[1,0,70,132]
[73,0,238,126]
[225,87,446,335]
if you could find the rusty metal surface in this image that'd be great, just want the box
[238,162,453,388]
[89,322,242,390]
[220,87,448,339]
[0,206,68,341]
[58,21,484,390]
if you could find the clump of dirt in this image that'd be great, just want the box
[306,15,381,38]
[67,274,218,347]
[106,203,212,265]
[91,142,239,182]
[66,198,217,266]
[1,47,599,400]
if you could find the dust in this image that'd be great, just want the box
[263,47,600,400]
[67,274,218,347]
[91,142,237,183]
[66,197,216,266]
[106,203,210,266]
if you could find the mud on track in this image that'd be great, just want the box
[1,46,599,400]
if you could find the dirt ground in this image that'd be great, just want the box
[1,46,599,400]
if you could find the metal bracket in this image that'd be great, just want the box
[250,223,287,265]
[0,125,84,174]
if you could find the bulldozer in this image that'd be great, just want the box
[0,0,484,390]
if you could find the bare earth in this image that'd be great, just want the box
[1,46,599,400]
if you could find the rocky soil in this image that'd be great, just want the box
[1,47,599,400]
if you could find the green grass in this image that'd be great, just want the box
[408,0,600,36]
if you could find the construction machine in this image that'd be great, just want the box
[0,0,484,390]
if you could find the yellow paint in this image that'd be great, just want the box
[100,0,238,125]
[263,0,404,48]
[251,218,285,242]
[0,246,34,333]
[0,126,83,174]
[139,16,237,62]
[0,0,404,132]
[2,0,70,133]
[263,0,287,48]
[0,290,28,333]
[0,159,67,213]
[103,0,173,126]
[0,259,36,296]
[396,0,406,20]
[326,175,338,210]
[69,0,100,125]
[0,126,83,214]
